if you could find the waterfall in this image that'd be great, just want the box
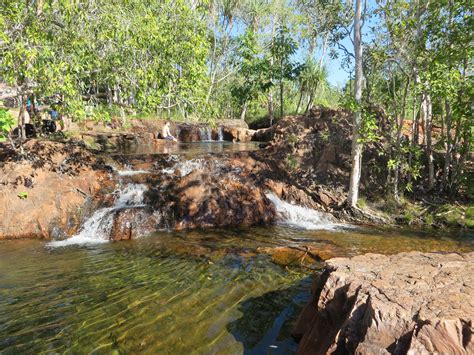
[217,126,224,142]
[48,184,148,247]
[117,170,149,176]
[199,127,212,142]
[266,193,343,231]
[175,126,181,141]
[162,158,206,177]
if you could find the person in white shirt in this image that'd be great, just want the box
[161,121,178,142]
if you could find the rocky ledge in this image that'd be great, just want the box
[0,140,110,239]
[293,251,474,354]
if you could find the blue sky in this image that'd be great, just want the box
[307,0,379,88]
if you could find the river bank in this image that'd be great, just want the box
[1,107,472,242]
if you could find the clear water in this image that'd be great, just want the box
[1,141,473,353]
[1,226,473,354]
[110,141,261,157]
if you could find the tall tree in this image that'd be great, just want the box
[347,0,364,207]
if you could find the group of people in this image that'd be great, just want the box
[26,97,65,132]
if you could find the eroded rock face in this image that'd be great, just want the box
[109,207,165,241]
[293,252,474,354]
[144,155,277,230]
[0,140,109,240]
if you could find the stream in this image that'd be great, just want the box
[1,142,473,354]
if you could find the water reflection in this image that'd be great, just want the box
[0,226,472,353]
[109,141,261,157]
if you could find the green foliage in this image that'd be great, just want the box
[287,134,299,145]
[359,109,379,143]
[231,30,272,108]
[0,0,209,121]
[286,154,299,171]
[0,108,15,140]
[17,192,28,200]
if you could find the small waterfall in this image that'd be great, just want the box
[266,193,342,231]
[199,127,212,142]
[175,126,181,141]
[162,158,205,177]
[217,126,224,142]
[48,184,148,246]
[117,170,149,176]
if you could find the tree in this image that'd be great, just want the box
[295,58,328,114]
[347,0,364,208]
[270,25,299,120]
[231,30,271,120]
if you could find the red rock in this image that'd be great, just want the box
[0,140,107,240]
[293,252,474,354]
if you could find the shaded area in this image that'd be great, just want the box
[227,276,315,355]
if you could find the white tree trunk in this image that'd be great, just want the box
[240,102,248,121]
[347,0,364,208]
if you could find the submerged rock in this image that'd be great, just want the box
[293,252,474,354]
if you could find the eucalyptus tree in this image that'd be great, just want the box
[296,0,348,66]
[370,0,472,196]
[347,0,364,208]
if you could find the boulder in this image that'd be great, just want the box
[293,252,474,354]
[171,169,276,229]
[222,127,256,142]
[109,207,164,241]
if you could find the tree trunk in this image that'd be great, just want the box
[442,100,452,190]
[240,102,248,121]
[279,75,284,118]
[319,33,329,67]
[393,78,410,201]
[347,0,364,208]
[305,91,314,114]
[407,95,418,185]
[268,91,274,126]
[267,14,277,126]
[423,91,435,189]
[36,0,43,16]
[296,91,304,114]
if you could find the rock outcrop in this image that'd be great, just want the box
[77,118,261,146]
[142,153,277,230]
[293,252,474,354]
[0,140,109,239]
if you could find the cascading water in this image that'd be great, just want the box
[266,193,343,231]
[217,126,224,142]
[162,158,206,177]
[199,127,212,142]
[117,170,149,176]
[48,183,148,247]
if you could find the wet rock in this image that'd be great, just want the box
[252,127,275,142]
[256,245,336,267]
[172,169,276,229]
[293,252,474,354]
[176,124,201,142]
[109,207,164,241]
